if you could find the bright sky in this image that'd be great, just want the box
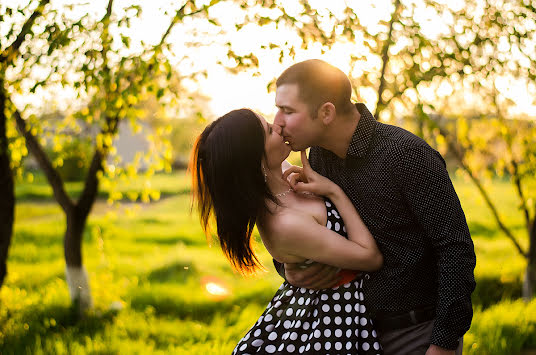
[4,0,536,119]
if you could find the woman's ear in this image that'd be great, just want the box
[318,102,336,125]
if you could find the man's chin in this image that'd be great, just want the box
[290,143,307,152]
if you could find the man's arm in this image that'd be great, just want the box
[273,260,342,289]
[393,145,476,350]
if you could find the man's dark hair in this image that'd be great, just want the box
[276,59,354,117]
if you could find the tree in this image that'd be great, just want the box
[0,0,52,288]
[3,0,226,312]
[418,0,536,299]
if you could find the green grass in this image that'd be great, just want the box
[1,171,534,354]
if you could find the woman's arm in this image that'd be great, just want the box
[271,151,383,271]
[270,209,383,271]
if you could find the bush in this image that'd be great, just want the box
[464,299,536,354]
[47,139,93,182]
[472,276,522,309]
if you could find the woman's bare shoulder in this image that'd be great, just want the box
[262,207,316,241]
[259,208,313,263]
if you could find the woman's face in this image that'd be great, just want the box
[257,114,292,169]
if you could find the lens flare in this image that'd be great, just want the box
[206,282,229,296]
[201,276,231,299]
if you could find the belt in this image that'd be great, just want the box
[374,306,436,332]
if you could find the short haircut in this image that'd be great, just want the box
[276,59,354,117]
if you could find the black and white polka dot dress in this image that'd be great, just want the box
[233,199,382,354]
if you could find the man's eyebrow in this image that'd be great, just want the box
[277,105,292,110]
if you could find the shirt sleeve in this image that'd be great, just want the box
[393,145,476,350]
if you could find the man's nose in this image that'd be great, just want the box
[272,124,282,135]
[273,111,284,128]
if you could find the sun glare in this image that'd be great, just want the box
[6,0,535,119]
[205,282,230,296]
[202,276,231,299]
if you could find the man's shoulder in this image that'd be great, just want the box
[374,123,446,169]
[374,122,433,154]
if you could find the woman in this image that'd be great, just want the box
[190,108,383,354]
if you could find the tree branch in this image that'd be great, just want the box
[511,159,532,232]
[98,0,114,24]
[492,88,532,235]
[375,0,400,118]
[529,203,536,261]
[77,112,119,213]
[76,149,102,217]
[427,113,528,258]
[12,105,73,212]
[0,0,51,65]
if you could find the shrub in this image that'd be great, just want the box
[464,299,536,354]
[46,138,93,182]
[472,276,522,309]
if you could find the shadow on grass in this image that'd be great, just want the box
[137,217,170,225]
[13,230,63,246]
[16,190,190,203]
[468,222,500,238]
[128,273,524,325]
[129,287,272,324]
[147,261,196,283]
[0,303,117,355]
[468,221,525,239]
[8,272,65,291]
[473,276,522,309]
[135,235,202,246]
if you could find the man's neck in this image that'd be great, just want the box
[319,105,361,159]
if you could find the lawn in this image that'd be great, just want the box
[0,171,534,354]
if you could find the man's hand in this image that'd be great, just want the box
[425,344,455,355]
[284,262,341,289]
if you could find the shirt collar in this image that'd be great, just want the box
[346,103,377,158]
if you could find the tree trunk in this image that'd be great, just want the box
[375,0,400,119]
[0,87,15,288]
[523,212,536,300]
[14,106,98,312]
[64,151,102,313]
[64,206,93,313]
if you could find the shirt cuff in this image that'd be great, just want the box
[431,325,462,350]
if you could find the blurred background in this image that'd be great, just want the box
[0,0,535,354]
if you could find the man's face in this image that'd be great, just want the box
[274,84,321,151]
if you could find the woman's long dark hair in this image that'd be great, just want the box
[189,109,277,274]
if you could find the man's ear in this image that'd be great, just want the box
[318,102,336,125]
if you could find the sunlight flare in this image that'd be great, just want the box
[202,276,231,299]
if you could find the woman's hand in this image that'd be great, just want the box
[282,150,339,198]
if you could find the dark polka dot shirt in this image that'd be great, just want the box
[308,103,477,350]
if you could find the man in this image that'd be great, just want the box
[273,59,476,355]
